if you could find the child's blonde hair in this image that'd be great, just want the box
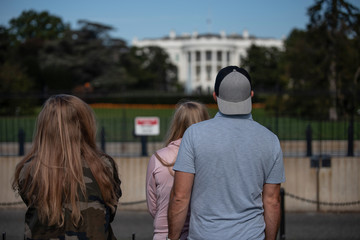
[165,100,210,146]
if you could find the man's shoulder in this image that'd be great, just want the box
[253,120,279,136]
[191,117,217,128]
[182,119,215,138]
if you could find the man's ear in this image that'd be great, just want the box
[213,92,217,102]
[251,90,254,98]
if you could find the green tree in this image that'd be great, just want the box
[0,26,11,64]
[307,0,360,119]
[0,62,35,115]
[39,20,130,92]
[9,10,68,43]
[280,0,360,118]
[6,10,69,93]
[241,44,286,92]
[282,29,330,117]
[0,10,70,115]
[120,46,178,92]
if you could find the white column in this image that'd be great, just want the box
[185,51,191,94]
[229,49,236,66]
[186,50,196,94]
[191,51,196,93]
[236,49,241,66]
[200,50,206,92]
[222,50,227,68]
[179,51,187,85]
[205,49,215,93]
[211,49,217,81]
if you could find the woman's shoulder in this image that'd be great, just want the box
[19,156,34,180]
[157,144,179,157]
[96,153,116,170]
[83,153,118,178]
[154,139,181,165]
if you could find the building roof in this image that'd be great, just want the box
[141,31,277,41]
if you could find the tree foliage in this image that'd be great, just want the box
[0,62,35,115]
[119,46,178,91]
[250,0,360,119]
[2,10,70,97]
[9,10,68,43]
[39,20,130,92]
[241,45,286,92]
[306,0,360,119]
[0,10,179,115]
[281,29,331,117]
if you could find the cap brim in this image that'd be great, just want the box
[217,96,252,115]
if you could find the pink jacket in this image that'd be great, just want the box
[146,139,189,240]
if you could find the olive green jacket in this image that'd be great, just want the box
[19,156,122,240]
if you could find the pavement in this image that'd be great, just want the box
[0,208,360,240]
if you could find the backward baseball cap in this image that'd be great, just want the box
[214,66,252,115]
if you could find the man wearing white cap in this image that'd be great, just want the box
[168,66,285,240]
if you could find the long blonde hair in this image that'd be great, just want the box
[165,100,210,146]
[13,94,120,227]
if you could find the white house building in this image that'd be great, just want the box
[132,30,283,94]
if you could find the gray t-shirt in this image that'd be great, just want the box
[173,112,285,240]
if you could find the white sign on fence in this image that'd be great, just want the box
[134,117,160,136]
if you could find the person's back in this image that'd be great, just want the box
[13,94,122,240]
[169,66,285,240]
[21,155,119,239]
[175,112,283,239]
[146,101,209,240]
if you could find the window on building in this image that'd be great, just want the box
[196,66,201,82]
[188,52,191,63]
[206,51,212,61]
[196,51,201,62]
[217,65,222,72]
[226,51,230,63]
[217,51,222,62]
[206,65,211,81]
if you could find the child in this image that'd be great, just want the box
[146,101,209,240]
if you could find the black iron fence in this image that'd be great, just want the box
[0,113,359,157]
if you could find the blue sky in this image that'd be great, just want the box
[1,0,360,45]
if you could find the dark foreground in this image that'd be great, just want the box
[0,208,359,240]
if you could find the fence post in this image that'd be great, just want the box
[101,126,106,153]
[347,117,354,157]
[306,124,312,157]
[280,188,285,240]
[141,136,148,156]
[2,232,6,240]
[18,128,25,156]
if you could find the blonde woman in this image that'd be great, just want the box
[146,101,210,240]
[12,94,122,239]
